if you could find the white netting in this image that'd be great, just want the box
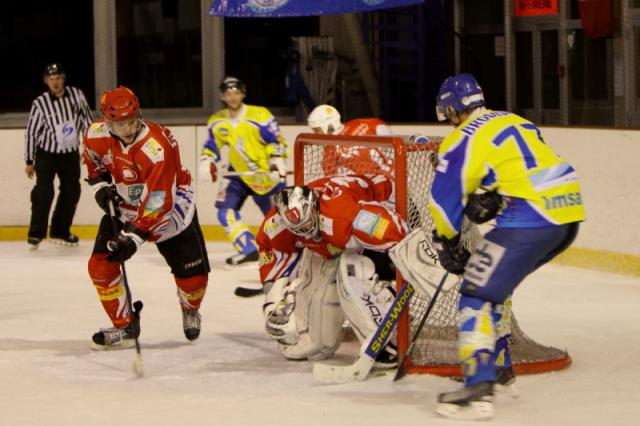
[295,133,571,376]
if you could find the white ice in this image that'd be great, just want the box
[1,241,639,426]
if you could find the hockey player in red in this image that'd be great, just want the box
[256,174,407,363]
[83,86,210,350]
[307,104,393,177]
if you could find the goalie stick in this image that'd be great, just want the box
[221,170,294,177]
[313,280,416,384]
[392,271,449,381]
[108,201,144,378]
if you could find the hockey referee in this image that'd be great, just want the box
[24,63,93,250]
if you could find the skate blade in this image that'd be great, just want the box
[28,244,39,251]
[49,239,79,247]
[435,400,494,421]
[91,339,137,351]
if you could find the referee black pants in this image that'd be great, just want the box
[29,150,81,239]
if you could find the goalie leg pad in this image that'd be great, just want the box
[277,250,344,360]
[336,252,395,342]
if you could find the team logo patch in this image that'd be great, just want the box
[353,210,379,235]
[141,139,164,163]
[87,122,108,138]
[122,168,137,181]
[285,207,301,225]
[436,158,449,173]
[127,184,144,204]
[248,0,290,14]
[465,240,506,288]
[143,191,165,217]
[320,215,333,236]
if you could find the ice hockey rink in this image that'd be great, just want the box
[1,241,638,426]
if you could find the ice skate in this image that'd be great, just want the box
[27,237,41,251]
[225,250,259,270]
[183,310,201,341]
[91,321,140,351]
[435,382,494,421]
[49,233,79,247]
[495,366,518,398]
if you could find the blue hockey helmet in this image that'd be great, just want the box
[435,73,484,122]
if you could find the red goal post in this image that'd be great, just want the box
[293,132,572,377]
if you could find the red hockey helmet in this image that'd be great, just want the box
[100,86,140,122]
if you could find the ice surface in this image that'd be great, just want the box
[1,241,639,426]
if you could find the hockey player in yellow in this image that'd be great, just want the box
[199,76,288,268]
[427,74,585,421]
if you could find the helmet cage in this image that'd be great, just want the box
[274,186,320,239]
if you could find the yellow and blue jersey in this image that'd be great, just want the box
[202,104,288,195]
[428,109,586,239]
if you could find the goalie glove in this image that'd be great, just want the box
[465,190,502,224]
[198,154,218,183]
[432,231,470,275]
[262,277,298,345]
[268,155,287,183]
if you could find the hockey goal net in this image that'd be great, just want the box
[293,133,571,377]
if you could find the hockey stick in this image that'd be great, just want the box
[313,280,416,384]
[108,201,144,378]
[234,286,263,298]
[221,170,294,177]
[392,271,449,382]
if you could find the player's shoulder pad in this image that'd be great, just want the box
[245,105,274,122]
[86,121,109,139]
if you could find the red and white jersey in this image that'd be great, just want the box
[322,118,394,178]
[83,119,195,242]
[256,175,408,284]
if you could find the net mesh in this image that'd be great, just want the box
[295,133,571,376]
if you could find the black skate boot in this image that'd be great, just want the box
[91,322,140,351]
[225,250,259,269]
[183,310,201,341]
[92,313,140,351]
[49,233,79,247]
[495,365,518,398]
[28,237,42,251]
[435,382,494,421]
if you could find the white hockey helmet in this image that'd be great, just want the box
[307,105,342,134]
[273,186,320,239]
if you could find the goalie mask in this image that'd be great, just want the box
[435,73,484,122]
[274,186,320,239]
[307,105,343,134]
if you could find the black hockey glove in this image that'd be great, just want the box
[95,185,123,215]
[432,231,471,275]
[106,228,146,263]
[465,191,502,224]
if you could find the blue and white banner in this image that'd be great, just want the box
[209,0,423,17]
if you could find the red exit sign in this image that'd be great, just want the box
[514,0,558,16]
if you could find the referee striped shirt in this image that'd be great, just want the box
[24,86,93,164]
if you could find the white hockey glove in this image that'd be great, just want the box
[198,154,218,183]
[268,156,287,183]
[263,277,298,345]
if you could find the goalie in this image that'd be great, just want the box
[256,174,408,365]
